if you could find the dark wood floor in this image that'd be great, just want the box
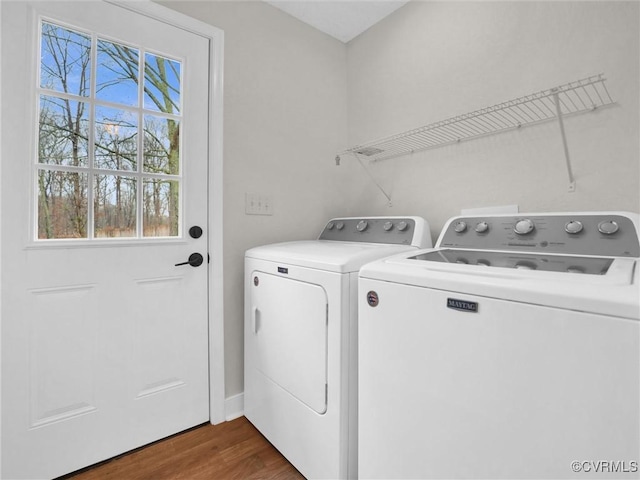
[62,416,304,480]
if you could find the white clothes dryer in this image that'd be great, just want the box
[359,212,640,479]
[244,217,431,479]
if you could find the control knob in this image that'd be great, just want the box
[356,220,368,232]
[515,261,536,270]
[567,266,585,274]
[514,218,535,235]
[453,221,467,233]
[598,220,619,235]
[336,221,345,230]
[326,221,335,230]
[565,220,583,234]
[397,221,408,231]
[383,221,394,231]
[475,221,489,234]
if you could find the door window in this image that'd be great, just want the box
[37,20,183,240]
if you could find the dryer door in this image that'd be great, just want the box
[250,272,328,413]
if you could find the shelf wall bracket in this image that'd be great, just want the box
[552,89,576,193]
[350,152,393,206]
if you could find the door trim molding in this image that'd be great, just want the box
[225,392,245,422]
[0,2,3,475]
[105,0,226,425]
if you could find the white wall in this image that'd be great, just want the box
[347,1,640,237]
[160,0,352,398]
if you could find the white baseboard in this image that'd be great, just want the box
[225,393,244,421]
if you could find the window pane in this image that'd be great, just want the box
[96,39,139,107]
[36,23,186,242]
[38,170,88,239]
[40,22,91,96]
[94,175,137,238]
[144,53,180,114]
[95,106,138,171]
[39,95,89,167]
[143,115,179,174]
[143,179,179,237]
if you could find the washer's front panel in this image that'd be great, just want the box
[358,278,640,480]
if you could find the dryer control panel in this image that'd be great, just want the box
[439,213,640,257]
[319,217,428,246]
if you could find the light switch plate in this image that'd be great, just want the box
[245,193,273,215]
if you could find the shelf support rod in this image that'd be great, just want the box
[352,153,393,206]
[552,89,576,192]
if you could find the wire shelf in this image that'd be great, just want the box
[337,74,614,163]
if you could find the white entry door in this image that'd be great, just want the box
[1,2,217,478]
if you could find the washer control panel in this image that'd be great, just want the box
[319,217,419,245]
[439,214,639,257]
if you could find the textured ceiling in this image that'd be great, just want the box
[264,1,410,43]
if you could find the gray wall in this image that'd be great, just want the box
[162,0,640,403]
[346,1,640,235]
[161,0,354,398]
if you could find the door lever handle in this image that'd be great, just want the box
[175,253,204,267]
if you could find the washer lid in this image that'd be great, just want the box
[359,250,639,319]
[245,240,419,273]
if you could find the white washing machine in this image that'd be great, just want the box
[244,217,431,479]
[359,212,640,479]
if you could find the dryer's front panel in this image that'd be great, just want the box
[250,272,328,414]
[244,258,348,480]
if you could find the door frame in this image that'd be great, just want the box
[0,2,3,475]
[0,3,226,461]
